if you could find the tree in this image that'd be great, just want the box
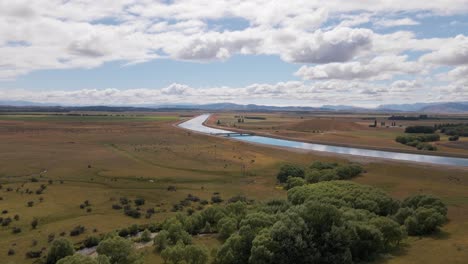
[285,177,305,190]
[83,235,100,248]
[96,236,141,264]
[161,242,185,264]
[276,164,304,183]
[404,208,446,235]
[31,218,38,229]
[218,217,238,239]
[140,229,152,243]
[56,254,110,264]
[154,230,169,252]
[46,238,75,264]
[370,217,406,249]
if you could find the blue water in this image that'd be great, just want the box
[179,114,468,167]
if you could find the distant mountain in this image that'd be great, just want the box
[378,102,468,113]
[420,102,468,113]
[0,100,56,107]
[2,100,468,113]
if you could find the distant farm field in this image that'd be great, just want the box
[209,112,468,157]
[1,111,468,264]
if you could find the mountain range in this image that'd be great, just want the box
[1,101,468,113]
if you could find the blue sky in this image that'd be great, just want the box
[0,1,467,106]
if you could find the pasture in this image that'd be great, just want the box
[0,112,467,264]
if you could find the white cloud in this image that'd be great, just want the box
[0,0,466,106]
[374,18,420,28]
[295,55,424,80]
[420,35,468,65]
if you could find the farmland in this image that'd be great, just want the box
[0,112,468,264]
[208,112,468,157]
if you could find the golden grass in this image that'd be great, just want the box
[0,112,467,263]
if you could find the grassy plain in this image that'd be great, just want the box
[0,112,467,264]
[209,112,468,157]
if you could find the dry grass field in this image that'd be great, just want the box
[0,112,467,264]
[209,112,468,157]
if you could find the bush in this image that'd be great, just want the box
[405,126,436,133]
[285,177,306,190]
[134,198,145,206]
[140,229,152,243]
[154,230,169,252]
[26,250,42,259]
[7,248,15,256]
[276,164,305,183]
[405,208,446,235]
[124,208,141,218]
[70,225,85,236]
[112,204,122,210]
[449,135,459,141]
[31,218,38,229]
[46,238,75,264]
[12,227,22,234]
[83,235,100,248]
[96,236,141,264]
[56,254,110,264]
[211,195,224,204]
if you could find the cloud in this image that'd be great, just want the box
[2,78,458,107]
[420,35,468,65]
[281,27,373,63]
[295,55,423,80]
[374,18,420,28]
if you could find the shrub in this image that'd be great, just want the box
[276,164,305,183]
[134,198,145,206]
[405,126,435,133]
[449,135,459,141]
[31,218,38,229]
[70,225,85,236]
[154,230,169,252]
[1,217,12,226]
[83,235,100,248]
[7,248,15,256]
[112,204,122,210]
[211,195,224,204]
[405,208,446,235]
[46,238,75,264]
[124,207,141,218]
[285,177,306,190]
[26,250,42,259]
[118,228,129,237]
[140,229,152,243]
[12,227,22,234]
[96,236,141,264]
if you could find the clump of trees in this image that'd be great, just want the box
[277,161,363,188]
[405,126,436,133]
[437,123,468,137]
[46,238,75,264]
[395,134,439,151]
[276,164,305,183]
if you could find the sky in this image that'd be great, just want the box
[1,0,468,107]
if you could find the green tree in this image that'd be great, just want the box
[154,230,169,252]
[276,164,304,183]
[218,217,237,239]
[57,254,110,264]
[96,236,141,264]
[46,238,75,264]
[285,177,305,190]
[140,229,152,243]
[404,207,446,235]
[370,217,406,249]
